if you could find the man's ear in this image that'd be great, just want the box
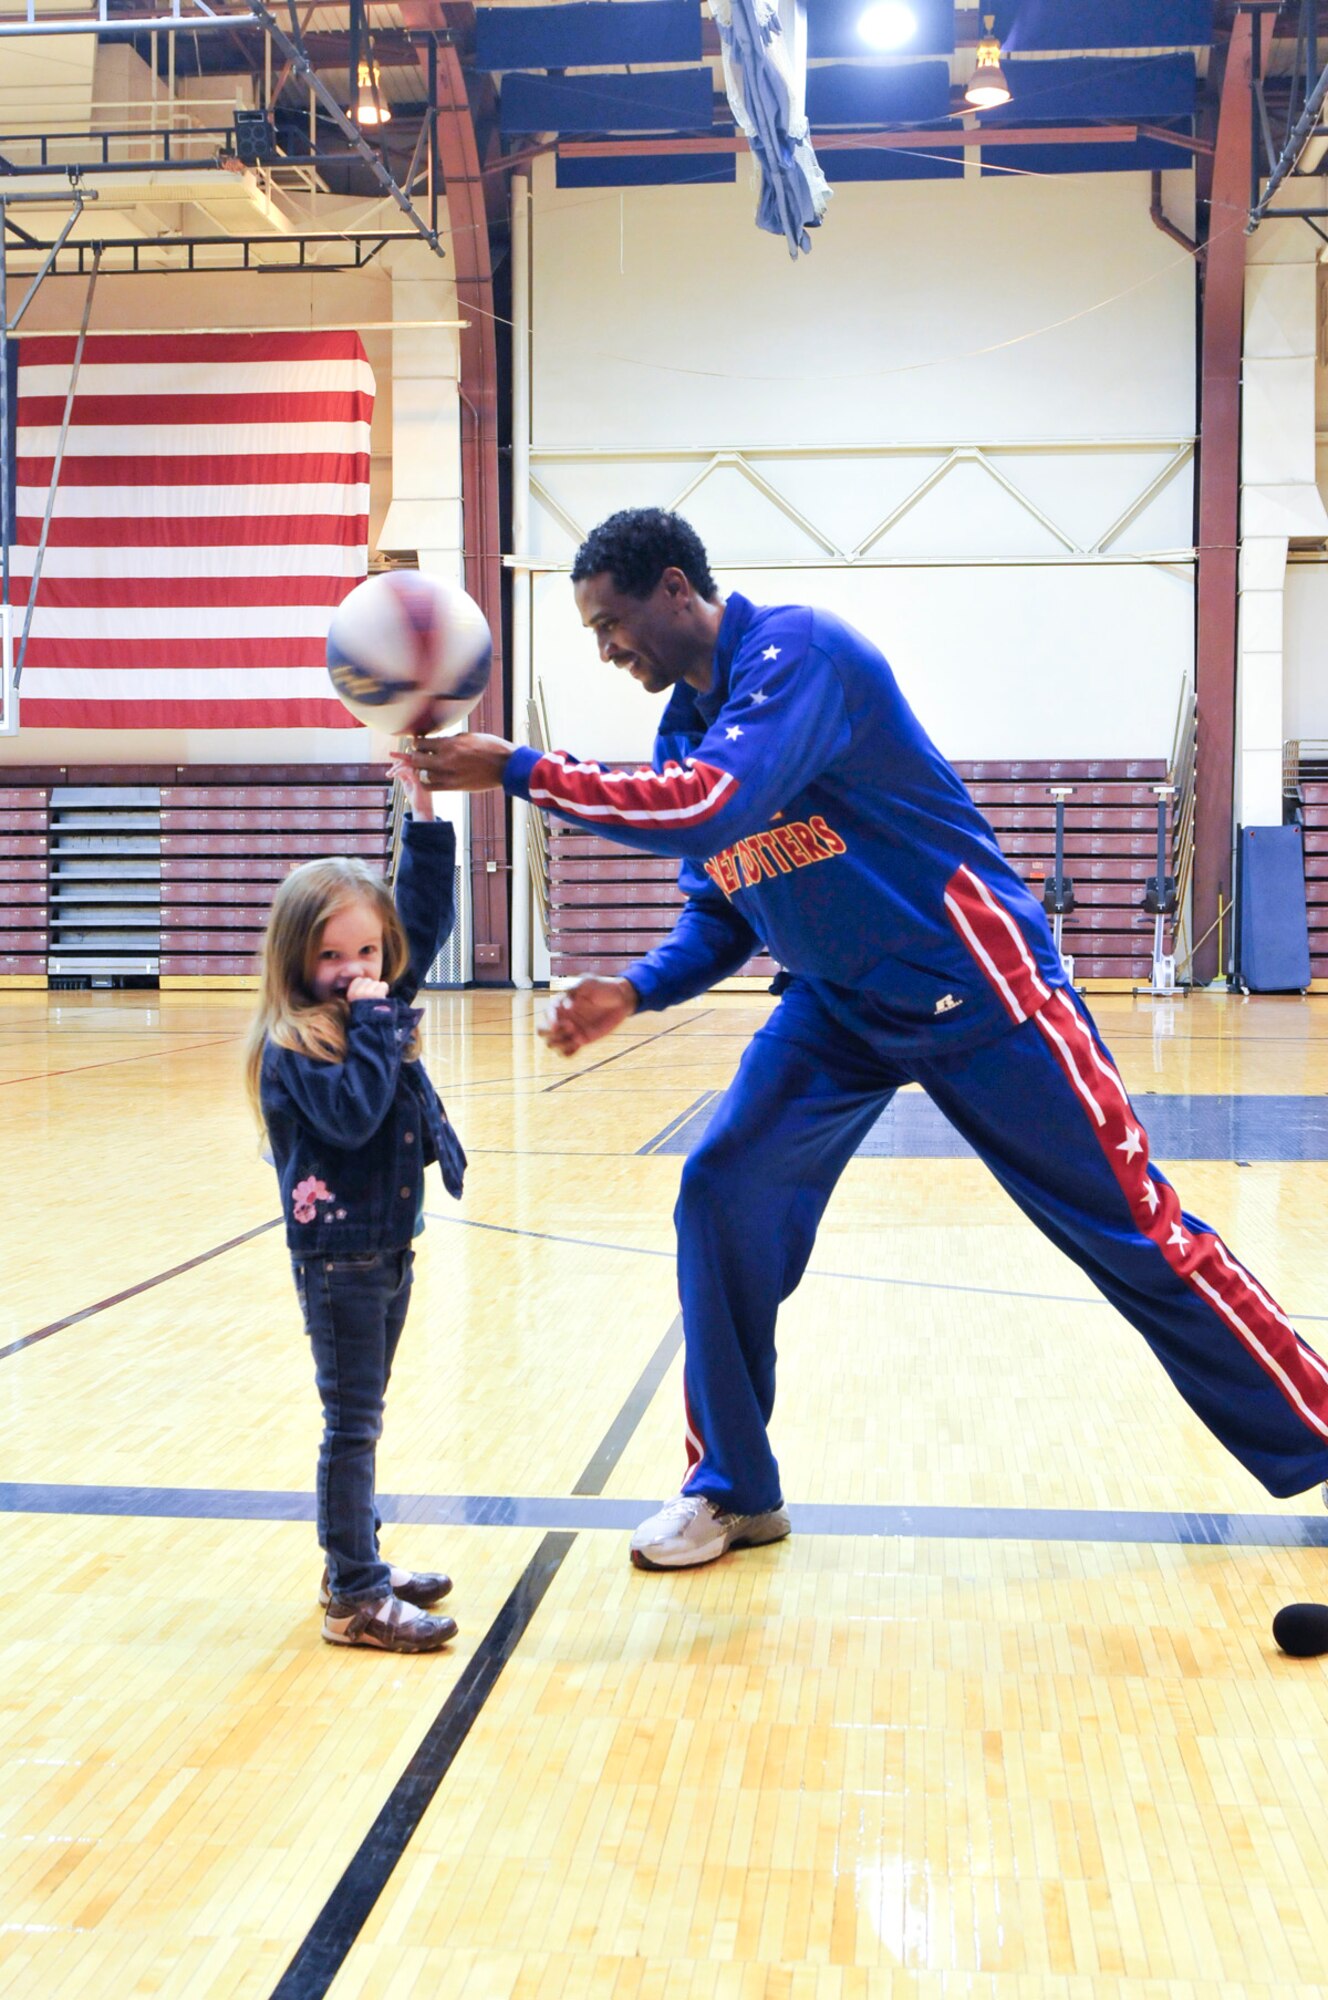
[661,566,690,604]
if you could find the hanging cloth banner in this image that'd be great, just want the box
[708,0,831,256]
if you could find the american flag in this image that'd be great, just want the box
[11,329,371,728]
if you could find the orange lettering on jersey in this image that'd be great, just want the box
[704,815,847,899]
[737,839,769,887]
[810,814,847,858]
[780,823,818,865]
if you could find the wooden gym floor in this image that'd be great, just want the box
[2,986,1327,2000]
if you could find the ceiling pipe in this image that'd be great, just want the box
[1150,170,1198,254]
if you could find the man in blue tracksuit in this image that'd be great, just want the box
[406,509,1328,1570]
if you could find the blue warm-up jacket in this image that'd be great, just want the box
[503,591,1068,1056]
[261,816,466,1252]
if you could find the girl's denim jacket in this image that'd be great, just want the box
[261,817,467,1254]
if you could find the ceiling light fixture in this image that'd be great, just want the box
[857,3,918,53]
[965,14,1011,109]
[353,55,391,126]
[347,0,391,127]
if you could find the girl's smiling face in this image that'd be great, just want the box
[309,898,385,1001]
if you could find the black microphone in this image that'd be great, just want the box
[1272,1602,1328,1658]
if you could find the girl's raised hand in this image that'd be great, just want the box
[388,757,434,822]
[346,976,390,1002]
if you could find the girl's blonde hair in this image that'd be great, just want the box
[244,857,419,1129]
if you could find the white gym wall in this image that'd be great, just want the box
[520,160,1198,768]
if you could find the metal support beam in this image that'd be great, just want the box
[559,124,1204,161]
[2,230,425,275]
[1194,11,1268,984]
[15,249,102,690]
[0,11,254,33]
[245,0,445,260]
[400,0,510,983]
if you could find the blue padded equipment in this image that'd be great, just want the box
[1237,825,1311,992]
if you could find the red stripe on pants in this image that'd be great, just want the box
[1034,989,1328,1443]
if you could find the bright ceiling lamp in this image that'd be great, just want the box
[857,3,918,52]
[353,55,391,125]
[347,0,391,127]
[965,14,1011,109]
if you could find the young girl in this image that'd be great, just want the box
[245,767,466,1653]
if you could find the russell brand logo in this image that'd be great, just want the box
[704,814,847,898]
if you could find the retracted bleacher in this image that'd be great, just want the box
[1283,742,1328,983]
[0,785,49,980]
[0,766,391,987]
[540,759,1171,986]
[159,766,389,981]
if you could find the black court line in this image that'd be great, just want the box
[426,1213,1328,1322]
[0,1220,282,1362]
[270,1530,575,2000]
[573,1314,684,1494]
[541,1008,712,1092]
[269,1312,685,2000]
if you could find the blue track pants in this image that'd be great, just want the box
[675,980,1328,1514]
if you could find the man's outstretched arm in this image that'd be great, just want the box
[400,636,850,861]
[541,871,761,1056]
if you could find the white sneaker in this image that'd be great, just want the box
[629,1493,791,1571]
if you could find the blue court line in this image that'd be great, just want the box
[638,1090,719,1155]
[2,1483,1326,1548]
[426,1214,1328,1321]
[639,1091,1328,1163]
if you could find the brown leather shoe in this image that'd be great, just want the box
[322,1591,458,1652]
[319,1563,452,1609]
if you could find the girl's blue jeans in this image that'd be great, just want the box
[292,1247,414,1605]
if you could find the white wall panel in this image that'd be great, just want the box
[532,169,1194,450]
[1284,566,1328,741]
[534,561,1192,766]
[527,160,1197,771]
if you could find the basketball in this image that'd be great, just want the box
[325,571,493,736]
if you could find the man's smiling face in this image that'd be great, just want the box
[573,568,695,696]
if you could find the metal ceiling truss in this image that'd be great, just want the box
[0,0,246,36]
[0,0,445,264]
[1246,0,1328,240]
[526,439,1198,571]
[2,228,425,274]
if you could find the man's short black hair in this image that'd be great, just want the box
[571,508,717,601]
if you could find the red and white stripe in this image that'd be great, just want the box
[682,1375,706,1480]
[528,750,736,829]
[1034,987,1328,1442]
[949,862,1328,1447]
[943,863,1055,1025]
[13,331,370,729]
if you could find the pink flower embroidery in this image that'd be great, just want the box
[292,1175,334,1225]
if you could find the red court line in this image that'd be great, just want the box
[0,1219,282,1362]
[0,1034,242,1087]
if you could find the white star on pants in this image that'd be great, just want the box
[1116,1126,1143,1162]
[761,646,780,661]
[1168,1222,1190,1251]
[1142,1178,1159,1214]
[725,725,743,741]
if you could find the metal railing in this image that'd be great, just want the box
[1168,676,1200,932]
[1168,673,1198,967]
[1284,739,1328,794]
[526,682,552,942]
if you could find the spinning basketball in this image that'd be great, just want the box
[326,571,492,736]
